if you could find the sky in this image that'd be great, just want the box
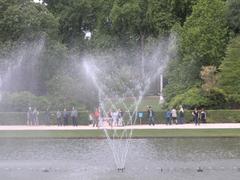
[33,0,43,3]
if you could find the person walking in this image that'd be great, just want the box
[99,107,104,127]
[33,108,39,125]
[118,109,124,126]
[201,108,207,123]
[171,107,177,125]
[45,108,50,125]
[63,108,68,126]
[107,109,113,127]
[165,109,172,125]
[89,112,94,126]
[192,108,199,125]
[94,108,100,127]
[56,110,62,126]
[112,110,118,127]
[71,107,78,126]
[147,106,155,126]
[27,107,33,126]
[178,105,185,124]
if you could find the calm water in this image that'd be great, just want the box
[0,138,239,180]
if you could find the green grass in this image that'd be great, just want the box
[129,96,161,111]
[106,96,161,112]
[0,129,240,138]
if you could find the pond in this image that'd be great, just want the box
[0,138,239,180]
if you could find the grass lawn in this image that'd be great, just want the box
[126,96,161,111]
[0,129,240,138]
[105,96,161,112]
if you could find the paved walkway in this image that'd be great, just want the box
[0,123,239,130]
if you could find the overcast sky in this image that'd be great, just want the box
[33,0,43,3]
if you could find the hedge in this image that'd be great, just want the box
[0,111,90,125]
[129,110,240,124]
[0,110,239,125]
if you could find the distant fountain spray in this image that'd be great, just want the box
[83,35,176,171]
[0,37,45,101]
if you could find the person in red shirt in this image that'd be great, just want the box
[94,108,100,127]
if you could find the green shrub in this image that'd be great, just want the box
[0,111,90,125]
[203,88,227,108]
[0,91,50,112]
[129,110,240,124]
[0,91,87,112]
[168,87,228,109]
[168,87,209,108]
[203,110,240,123]
[0,110,239,125]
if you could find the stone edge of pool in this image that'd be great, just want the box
[0,124,239,138]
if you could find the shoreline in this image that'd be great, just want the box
[0,123,239,130]
[0,124,239,138]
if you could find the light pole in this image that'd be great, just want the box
[159,74,164,104]
[0,75,2,102]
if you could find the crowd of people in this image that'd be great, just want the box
[56,107,78,126]
[145,105,207,126]
[89,107,124,128]
[165,106,207,125]
[26,107,40,125]
[164,106,185,125]
[26,105,207,126]
[191,107,207,125]
[26,106,78,126]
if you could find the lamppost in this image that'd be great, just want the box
[0,75,2,102]
[159,74,164,104]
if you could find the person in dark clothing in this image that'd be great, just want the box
[178,105,185,124]
[45,108,50,125]
[201,108,207,123]
[165,109,172,125]
[56,110,62,126]
[33,108,39,125]
[147,106,155,126]
[63,108,68,126]
[71,107,78,126]
[118,109,124,126]
[192,108,199,125]
[107,109,113,127]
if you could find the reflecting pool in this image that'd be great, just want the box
[0,138,239,180]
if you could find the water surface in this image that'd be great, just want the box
[0,138,239,180]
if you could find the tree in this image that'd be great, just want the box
[218,36,240,104]
[181,0,228,67]
[200,66,217,93]
[0,0,58,42]
[226,0,240,34]
[169,0,198,25]
[109,0,178,76]
[0,1,73,98]
[38,39,68,94]
[43,0,100,51]
[165,0,229,102]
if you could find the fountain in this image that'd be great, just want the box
[83,35,176,171]
[0,37,45,101]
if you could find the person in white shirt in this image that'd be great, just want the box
[171,108,177,124]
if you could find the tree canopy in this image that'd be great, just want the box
[218,36,240,105]
[0,0,239,110]
[165,0,231,108]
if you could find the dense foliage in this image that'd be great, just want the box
[0,0,239,111]
[218,36,240,107]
